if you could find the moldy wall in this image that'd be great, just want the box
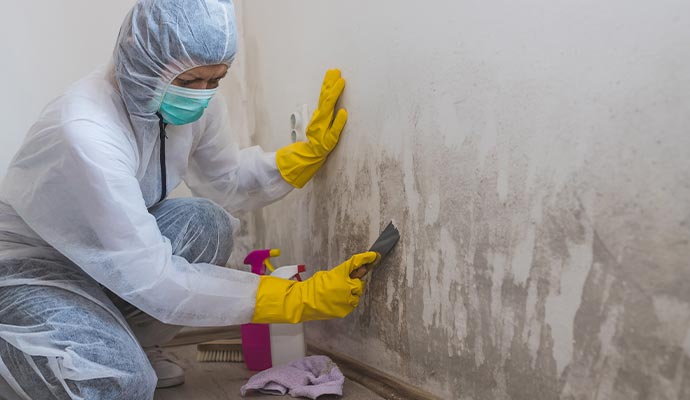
[224,1,690,398]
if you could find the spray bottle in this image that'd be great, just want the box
[241,249,278,371]
[241,249,307,370]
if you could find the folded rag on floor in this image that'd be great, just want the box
[240,355,344,399]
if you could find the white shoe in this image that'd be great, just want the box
[145,346,185,388]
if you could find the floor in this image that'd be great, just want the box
[153,343,385,400]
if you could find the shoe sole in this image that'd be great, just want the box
[156,375,185,389]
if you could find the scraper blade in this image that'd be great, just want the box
[350,221,400,279]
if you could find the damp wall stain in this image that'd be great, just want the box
[224,1,690,399]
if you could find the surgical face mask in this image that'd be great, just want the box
[159,85,218,125]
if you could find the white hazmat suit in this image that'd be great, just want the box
[2,0,292,327]
[0,0,292,398]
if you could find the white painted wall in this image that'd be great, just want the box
[229,0,690,398]
[0,2,136,176]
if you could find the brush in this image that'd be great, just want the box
[196,339,244,363]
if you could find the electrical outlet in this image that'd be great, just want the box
[290,104,310,143]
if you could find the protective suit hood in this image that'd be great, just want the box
[114,0,237,176]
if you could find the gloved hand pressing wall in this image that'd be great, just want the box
[252,251,378,324]
[276,69,347,188]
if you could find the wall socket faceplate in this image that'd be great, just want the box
[290,104,311,143]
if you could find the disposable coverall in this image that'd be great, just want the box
[0,0,364,398]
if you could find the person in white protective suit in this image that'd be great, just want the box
[0,0,379,398]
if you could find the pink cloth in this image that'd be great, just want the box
[240,355,344,399]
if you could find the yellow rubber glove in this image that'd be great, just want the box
[276,69,347,188]
[251,251,378,324]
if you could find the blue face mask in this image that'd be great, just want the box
[159,85,217,125]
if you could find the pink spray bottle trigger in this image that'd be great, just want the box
[243,249,280,275]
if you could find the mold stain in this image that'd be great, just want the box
[250,87,690,400]
[253,129,690,400]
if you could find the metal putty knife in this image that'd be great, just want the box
[349,221,400,279]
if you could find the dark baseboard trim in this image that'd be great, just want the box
[307,342,440,400]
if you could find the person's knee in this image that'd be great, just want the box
[189,198,235,237]
[70,329,157,399]
[103,320,158,398]
[152,197,237,264]
[76,348,156,399]
[180,198,236,264]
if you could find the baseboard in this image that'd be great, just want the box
[307,342,440,400]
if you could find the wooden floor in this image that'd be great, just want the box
[153,343,385,400]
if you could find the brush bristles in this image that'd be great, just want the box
[196,349,244,363]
